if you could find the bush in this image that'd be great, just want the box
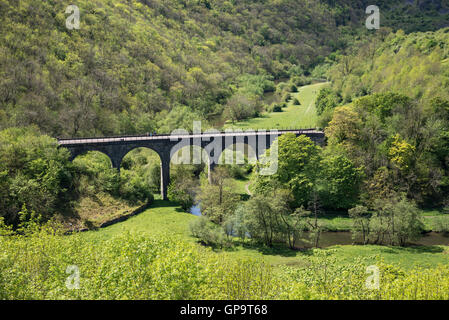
[0,128,75,226]
[290,84,298,93]
[272,105,283,112]
[119,171,152,204]
[291,75,311,87]
[293,98,301,105]
[189,216,228,247]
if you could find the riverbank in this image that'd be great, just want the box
[80,200,449,270]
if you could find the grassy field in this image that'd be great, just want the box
[224,82,329,130]
[81,201,449,271]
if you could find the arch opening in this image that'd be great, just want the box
[170,144,213,180]
[218,142,258,166]
[120,147,163,201]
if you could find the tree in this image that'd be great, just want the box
[198,167,239,224]
[242,194,278,247]
[319,155,364,209]
[348,205,370,245]
[255,133,322,208]
[370,196,424,246]
[316,87,341,115]
[167,166,197,211]
[306,190,323,248]
[0,128,75,226]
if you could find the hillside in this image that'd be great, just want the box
[326,28,449,104]
[1,0,448,138]
[326,0,449,32]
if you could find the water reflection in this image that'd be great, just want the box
[190,204,202,217]
[296,231,449,248]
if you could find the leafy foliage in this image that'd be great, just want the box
[0,127,75,226]
[0,221,448,300]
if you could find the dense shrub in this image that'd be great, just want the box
[189,216,228,248]
[272,105,283,113]
[315,87,342,115]
[349,197,425,246]
[0,128,75,226]
[118,171,152,204]
[167,166,197,211]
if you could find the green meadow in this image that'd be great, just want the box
[225,82,329,131]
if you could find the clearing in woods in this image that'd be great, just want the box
[225,82,329,131]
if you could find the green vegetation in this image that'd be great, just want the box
[1,206,448,300]
[0,127,75,226]
[1,0,449,301]
[82,204,449,270]
[0,0,363,137]
[326,29,449,105]
[326,0,449,33]
[226,82,328,130]
[0,127,157,229]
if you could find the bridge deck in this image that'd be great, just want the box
[57,129,323,146]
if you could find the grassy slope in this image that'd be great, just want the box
[82,200,197,242]
[232,176,251,196]
[225,82,329,131]
[81,201,449,270]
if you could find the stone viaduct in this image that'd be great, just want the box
[58,129,325,200]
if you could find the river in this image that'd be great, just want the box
[189,205,449,247]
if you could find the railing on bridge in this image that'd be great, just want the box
[57,128,324,145]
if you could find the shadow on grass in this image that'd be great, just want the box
[316,211,350,220]
[227,240,316,257]
[151,199,180,208]
[149,200,192,214]
[378,245,445,254]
